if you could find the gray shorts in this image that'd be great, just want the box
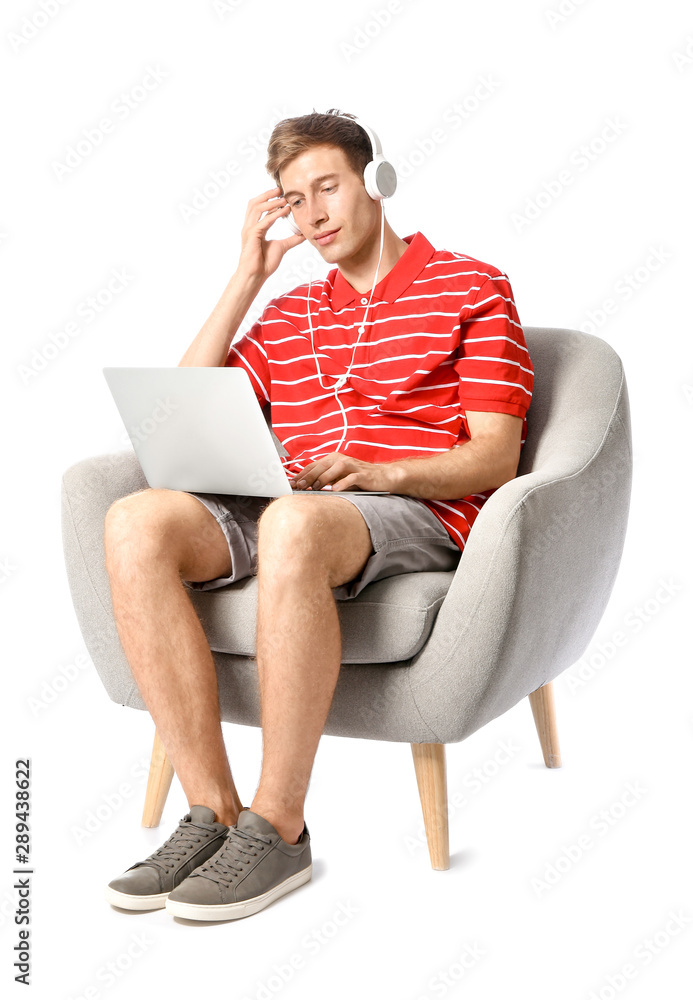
[180,490,462,601]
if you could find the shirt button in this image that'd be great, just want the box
[360,297,368,305]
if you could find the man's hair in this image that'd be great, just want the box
[265,108,372,188]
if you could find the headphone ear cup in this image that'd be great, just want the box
[363,156,398,200]
[286,212,302,236]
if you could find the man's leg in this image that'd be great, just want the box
[248,495,374,845]
[104,488,245,826]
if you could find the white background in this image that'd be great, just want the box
[3,1,692,997]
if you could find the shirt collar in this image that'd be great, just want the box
[327,231,435,312]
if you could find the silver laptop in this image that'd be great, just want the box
[102,366,392,497]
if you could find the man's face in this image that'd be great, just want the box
[279,144,380,266]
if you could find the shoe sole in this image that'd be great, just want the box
[105,885,169,910]
[164,863,312,921]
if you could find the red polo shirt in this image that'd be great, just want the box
[225,231,533,552]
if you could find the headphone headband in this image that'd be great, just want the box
[336,113,396,201]
[340,115,383,160]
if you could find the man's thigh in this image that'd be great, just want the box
[179,490,460,598]
[104,487,234,584]
[316,492,462,601]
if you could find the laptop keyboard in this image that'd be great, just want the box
[289,488,390,495]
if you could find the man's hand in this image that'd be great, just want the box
[236,185,305,281]
[290,453,396,492]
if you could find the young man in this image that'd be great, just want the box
[103,110,533,922]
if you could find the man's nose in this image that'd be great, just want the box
[306,195,327,226]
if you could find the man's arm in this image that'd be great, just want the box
[387,411,524,500]
[290,412,523,495]
[178,270,266,367]
[382,271,531,500]
[178,185,304,367]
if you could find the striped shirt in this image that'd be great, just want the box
[225,231,533,553]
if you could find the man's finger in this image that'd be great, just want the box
[245,192,287,224]
[282,232,306,248]
[249,185,283,205]
[256,203,291,230]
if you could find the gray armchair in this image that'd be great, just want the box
[61,327,632,870]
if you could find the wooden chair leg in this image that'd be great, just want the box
[410,742,449,870]
[141,728,174,827]
[528,681,562,768]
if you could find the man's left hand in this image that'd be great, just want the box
[290,453,396,492]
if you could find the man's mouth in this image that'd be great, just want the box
[315,229,340,246]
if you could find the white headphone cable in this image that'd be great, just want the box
[305,199,386,456]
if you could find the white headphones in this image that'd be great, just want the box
[284,114,397,235]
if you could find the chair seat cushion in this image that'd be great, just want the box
[187,570,457,664]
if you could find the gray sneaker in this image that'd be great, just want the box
[165,808,312,921]
[105,805,229,910]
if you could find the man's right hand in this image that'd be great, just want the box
[236,185,305,282]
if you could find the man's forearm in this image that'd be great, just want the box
[387,440,517,500]
[178,269,266,367]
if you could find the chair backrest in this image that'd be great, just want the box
[517,326,630,482]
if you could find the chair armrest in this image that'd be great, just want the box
[406,375,632,744]
[61,449,148,704]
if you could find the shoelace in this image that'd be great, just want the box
[194,828,272,887]
[133,817,221,874]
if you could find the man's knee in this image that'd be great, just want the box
[257,496,325,559]
[105,489,233,583]
[104,489,180,573]
[256,495,373,587]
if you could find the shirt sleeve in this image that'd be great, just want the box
[453,273,534,419]
[224,313,271,409]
